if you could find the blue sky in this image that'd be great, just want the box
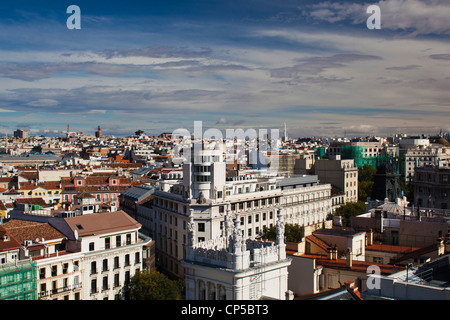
[0,0,449,137]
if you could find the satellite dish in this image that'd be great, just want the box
[74,229,79,240]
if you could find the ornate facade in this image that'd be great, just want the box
[182,208,292,300]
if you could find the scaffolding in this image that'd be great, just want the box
[0,260,37,300]
[314,145,398,171]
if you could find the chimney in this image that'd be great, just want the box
[346,248,352,268]
[366,229,373,246]
[327,247,333,260]
[437,237,445,256]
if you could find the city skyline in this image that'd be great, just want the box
[0,0,449,137]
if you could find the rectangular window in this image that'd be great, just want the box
[91,261,97,274]
[114,273,120,287]
[51,265,57,277]
[91,279,97,294]
[103,276,109,291]
[135,252,141,264]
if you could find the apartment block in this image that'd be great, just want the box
[412,165,450,210]
[2,209,153,300]
[313,157,358,203]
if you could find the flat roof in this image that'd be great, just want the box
[313,228,365,237]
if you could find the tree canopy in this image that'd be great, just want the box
[262,223,303,243]
[124,268,184,300]
[358,164,376,201]
[334,201,367,226]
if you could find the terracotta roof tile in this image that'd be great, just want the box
[2,220,66,245]
[0,225,22,251]
[0,200,7,211]
[64,210,141,238]
[306,235,330,252]
[15,197,47,206]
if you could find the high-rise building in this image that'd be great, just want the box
[13,129,28,139]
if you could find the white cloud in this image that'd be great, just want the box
[25,99,59,107]
[306,0,450,35]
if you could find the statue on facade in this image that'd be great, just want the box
[230,212,244,253]
[197,192,206,204]
[187,214,195,246]
[276,208,285,245]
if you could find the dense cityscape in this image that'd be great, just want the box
[0,0,449,308]
[0,125,449,301]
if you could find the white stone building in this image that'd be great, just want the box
[182,209,292,300]
[60,210,153,300]
[399,138,448,183]
[152,148,331,279]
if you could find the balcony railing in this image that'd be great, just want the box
[38,283,82,298]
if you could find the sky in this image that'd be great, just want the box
[0,0,449,138]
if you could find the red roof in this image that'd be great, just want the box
[366,243,419,254]
[0,225,22,252]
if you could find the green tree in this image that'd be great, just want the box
[334,201,367,227]
[399,180,414,203]
[124,268,184,300]
[358,180,374,202]
[262,223,303,243]
[359,163,376,181]
[358,164,377,201]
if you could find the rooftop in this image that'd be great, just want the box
[313,228,365,237]
[63,210,141,239]
[2,219,66,245]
